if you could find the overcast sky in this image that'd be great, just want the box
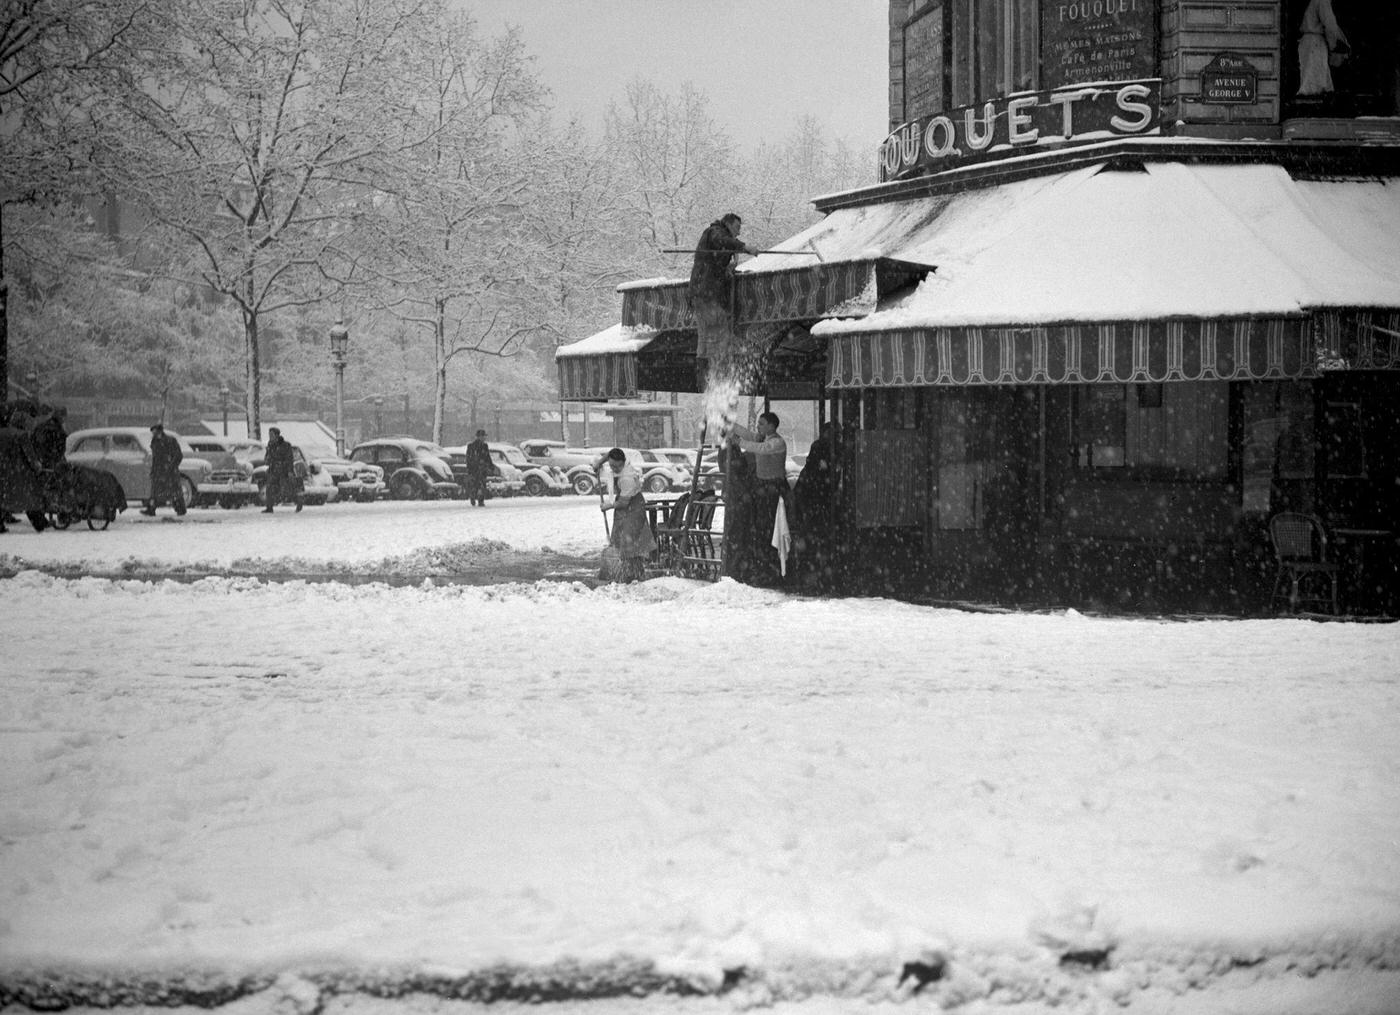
[463,0,891,154]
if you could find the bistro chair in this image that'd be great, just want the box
[655,491,723,580]
[1268,512,1340,615]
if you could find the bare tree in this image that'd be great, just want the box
[353,7,546,444]
[0,0,152,394]
[604,79,741,264]
[94,0,436,438]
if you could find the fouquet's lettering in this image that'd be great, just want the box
[1057,0,1139,21]
[879,79,1160,182]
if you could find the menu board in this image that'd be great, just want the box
[1041,0,1158,89]
[902,3,947,121]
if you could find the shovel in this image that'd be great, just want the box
[597,482,626,582]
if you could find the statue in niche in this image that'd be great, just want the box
[1296,0,1350,97]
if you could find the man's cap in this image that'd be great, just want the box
[269,427,280,436]
[150,422,163,432]
[475,429,487,437]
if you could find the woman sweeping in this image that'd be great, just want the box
[597,447,656,582]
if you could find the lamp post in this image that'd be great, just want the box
[373,395,384,436]
[329,320,349,456]
[220,385,230,436]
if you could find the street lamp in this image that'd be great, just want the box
[329,320,349,456]
[219,385,230,436]
[373,395,384,436]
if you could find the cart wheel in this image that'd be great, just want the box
[49,510,73,530]
[87,506,113,531]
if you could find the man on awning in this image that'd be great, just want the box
[689,212,760,390]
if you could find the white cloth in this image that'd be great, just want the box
[771,498,791,577]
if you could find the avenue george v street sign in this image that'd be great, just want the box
[1200,53,1258,105]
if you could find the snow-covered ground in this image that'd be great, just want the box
[1,498,1398,1014]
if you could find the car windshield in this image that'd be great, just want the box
[500,448,530,466]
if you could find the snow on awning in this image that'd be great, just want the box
[618,197,959,331]
[814,162,1400,386]
[565,162,1400,397]
[554,323,658,401]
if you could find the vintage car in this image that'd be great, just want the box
[492,442,569,496]
[65,427,227,508]
[651,445,723,491]
[183,436,267,507]
[517,438,601,495]
[297,446,386,502]
[348,438,459,500]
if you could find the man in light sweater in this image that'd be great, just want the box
[726,411,792,586]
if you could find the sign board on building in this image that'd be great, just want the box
[1200,52,1258,104]
[1041,0,1159,91]
[902,2,947,121]
[879,78,1161,182]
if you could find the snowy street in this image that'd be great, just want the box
[1,498,1398,1013]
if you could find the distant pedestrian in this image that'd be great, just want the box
[0,418,48,533]
[464,429,492,506]
[142,422,186,516]
[262,428,303,513]
[31,407,67,470]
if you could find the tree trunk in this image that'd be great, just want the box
[432,295,447,444]
[0,206,9,398]
[243,293,262,441]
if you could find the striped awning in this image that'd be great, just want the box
[827,311,1400,388]
[828,318,1309,388]
[620,258,888,331]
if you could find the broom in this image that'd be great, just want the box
[597,479,627,582]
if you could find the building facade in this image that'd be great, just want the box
[558,0,1400,615]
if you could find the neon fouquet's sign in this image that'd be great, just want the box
[879,78,1161,182]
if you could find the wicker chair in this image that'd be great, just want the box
[1269,512,1340,615]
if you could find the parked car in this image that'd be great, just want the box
[651,445,723,491]
[517,438,602,495]
[495,443,568,496]
[348,438,459,500]
[298,446,386,502]
[65,427,218,508]
[247,444,340,506]
[183,436,265,507]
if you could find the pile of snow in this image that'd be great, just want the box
[1,499,1398,1012]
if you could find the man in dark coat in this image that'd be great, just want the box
[262,427,303,513]
[143,422,186,516]
[793,422,836,589]
[464,429,492,506]
[0,421,48,533]
[688,212,759,391]
[31,407,68,470]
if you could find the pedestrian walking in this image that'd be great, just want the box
[142,423,186,516]
[31,407,67,470]
[464,429,492,506]
[262,428,303,513]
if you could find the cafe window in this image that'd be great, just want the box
[903,0,1038,118]
[1074,383,1227,477]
